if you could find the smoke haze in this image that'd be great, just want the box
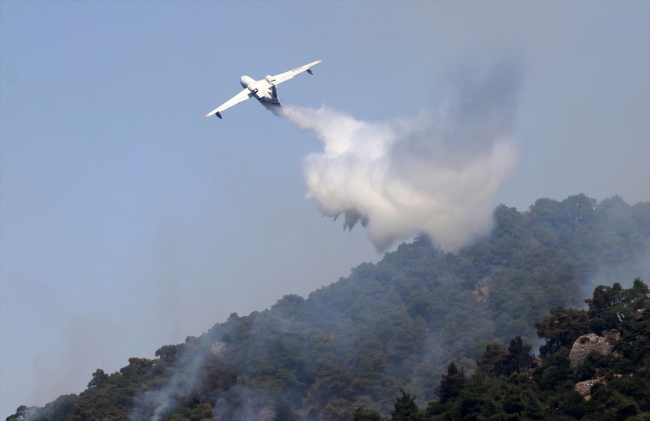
[276,61,522,251]
[129,342,208,421]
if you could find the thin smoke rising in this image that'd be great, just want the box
[274,60,522,251]
[212,382,276,420]
[129,345,208,421]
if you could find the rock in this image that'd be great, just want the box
[569,333,612,367]
[472,277,490,303]
[211,341,227,357]
[574,378,604,399]
[601,329,620,344]
[574,380,594,397]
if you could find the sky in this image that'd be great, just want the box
[1,1,648,417]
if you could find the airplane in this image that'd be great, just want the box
[205,60,322,119]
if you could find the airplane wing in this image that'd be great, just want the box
[205,88,251,118]
[268,60,322,85]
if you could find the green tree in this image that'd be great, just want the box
[273,399,298,421]
[390,389,423,421]
[476,337,534,377]
[506,337,535,373]
[476,343,509,376]
[350,407,383,421]
[586,279,649,333]
[437,362,465,404]
[87,369,109,388]
[535,307,590,357]
[5,406,28,421]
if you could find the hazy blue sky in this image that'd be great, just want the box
[1,1,648,417]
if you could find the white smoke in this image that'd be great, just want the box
[275,61,522,251]
[129,345,207,421]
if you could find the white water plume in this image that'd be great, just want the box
[275,61,522,252]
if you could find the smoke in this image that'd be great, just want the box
[211,384,276,421]
[274,59,522,252]
[129,344,208,421]
[582,198,650,297]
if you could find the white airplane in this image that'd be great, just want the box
[205,60,322,119]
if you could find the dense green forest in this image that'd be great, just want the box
[8,194,649,421]
[356,278,650,421]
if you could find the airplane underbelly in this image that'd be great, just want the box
[257,93,281,106]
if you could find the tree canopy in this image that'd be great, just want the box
[8,194,648,421]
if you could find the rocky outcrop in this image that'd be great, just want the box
[472,277,490,303]
[602,329,620,344]
[574,378,604,400]
[569,333,612,367]
[211,341,227,357]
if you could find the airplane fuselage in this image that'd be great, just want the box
[206,60,320,119]
[240,75,281,106]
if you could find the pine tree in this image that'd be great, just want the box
[350,407,383,421]
[390,389,423,421]
[506,337,535,373]
[437,362,466,404]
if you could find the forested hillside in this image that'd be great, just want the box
[8,194,649,421]
[357,278,650,421]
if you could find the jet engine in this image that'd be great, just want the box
[265,75,276,84]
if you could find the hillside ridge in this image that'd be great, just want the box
[8,194,649,421]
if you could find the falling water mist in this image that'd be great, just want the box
[270,59,523,252]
